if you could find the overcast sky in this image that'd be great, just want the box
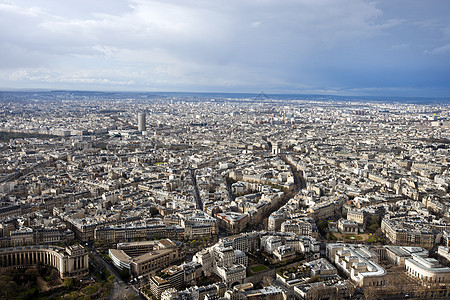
[0,0,449,97]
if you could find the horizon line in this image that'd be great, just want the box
[1,88,449,101]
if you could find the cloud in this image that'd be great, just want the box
[444,26,450,40]
[1,68,136,86]
[0,0,449,96]
[424,44,450,55]
[0,0,391,59]
[250,21,262,28]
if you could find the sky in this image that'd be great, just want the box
[0,0,449,97]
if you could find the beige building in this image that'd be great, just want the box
[215,264,246,288]
[215,212,249,234]
[281,218,318,237]
[438,246,450,262]
[268,212,286,231]
[384,245,429,266]
[149,275,171,299]
[95,223,184,243]
[10,227,34,246]
[193,249,214,276]
[337,218,359,235]
[117,239,177,256]
[347,209,366,225]
[307,201,336,220]
[0,244,88,278]
[294,281,354,300]
[273,245,296,261]
[130,248,180,278]
[381,218,437,248]
[109,239,182,278]
[184,222,214,238]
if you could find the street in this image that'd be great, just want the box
[90,248,141,299]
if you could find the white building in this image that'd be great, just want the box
[405,254,450,283]
[327,243,387,287]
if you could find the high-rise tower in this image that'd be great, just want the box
[138,112,146,131]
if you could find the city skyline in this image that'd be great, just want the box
[1,0,450,97]
[0,90,449,298]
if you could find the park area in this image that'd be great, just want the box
[328,232,384,243]
[248,264,270,275]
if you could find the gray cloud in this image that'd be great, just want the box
[0,0,449,96]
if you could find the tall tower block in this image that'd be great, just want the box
[138,112,146,131]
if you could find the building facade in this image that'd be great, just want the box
[0,244,88,278]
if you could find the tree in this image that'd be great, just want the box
[120,268,130,282]
[0,278,17,299]
[64,277,74,290]
[49,268,59,281]
[24,268,39,282]
[345,281,356,298]
[364,286,378,300]
[366,216,380,234]
[150,207,159,216]
[23,286,39,299]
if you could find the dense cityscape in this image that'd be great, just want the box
[0,91,448,299]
